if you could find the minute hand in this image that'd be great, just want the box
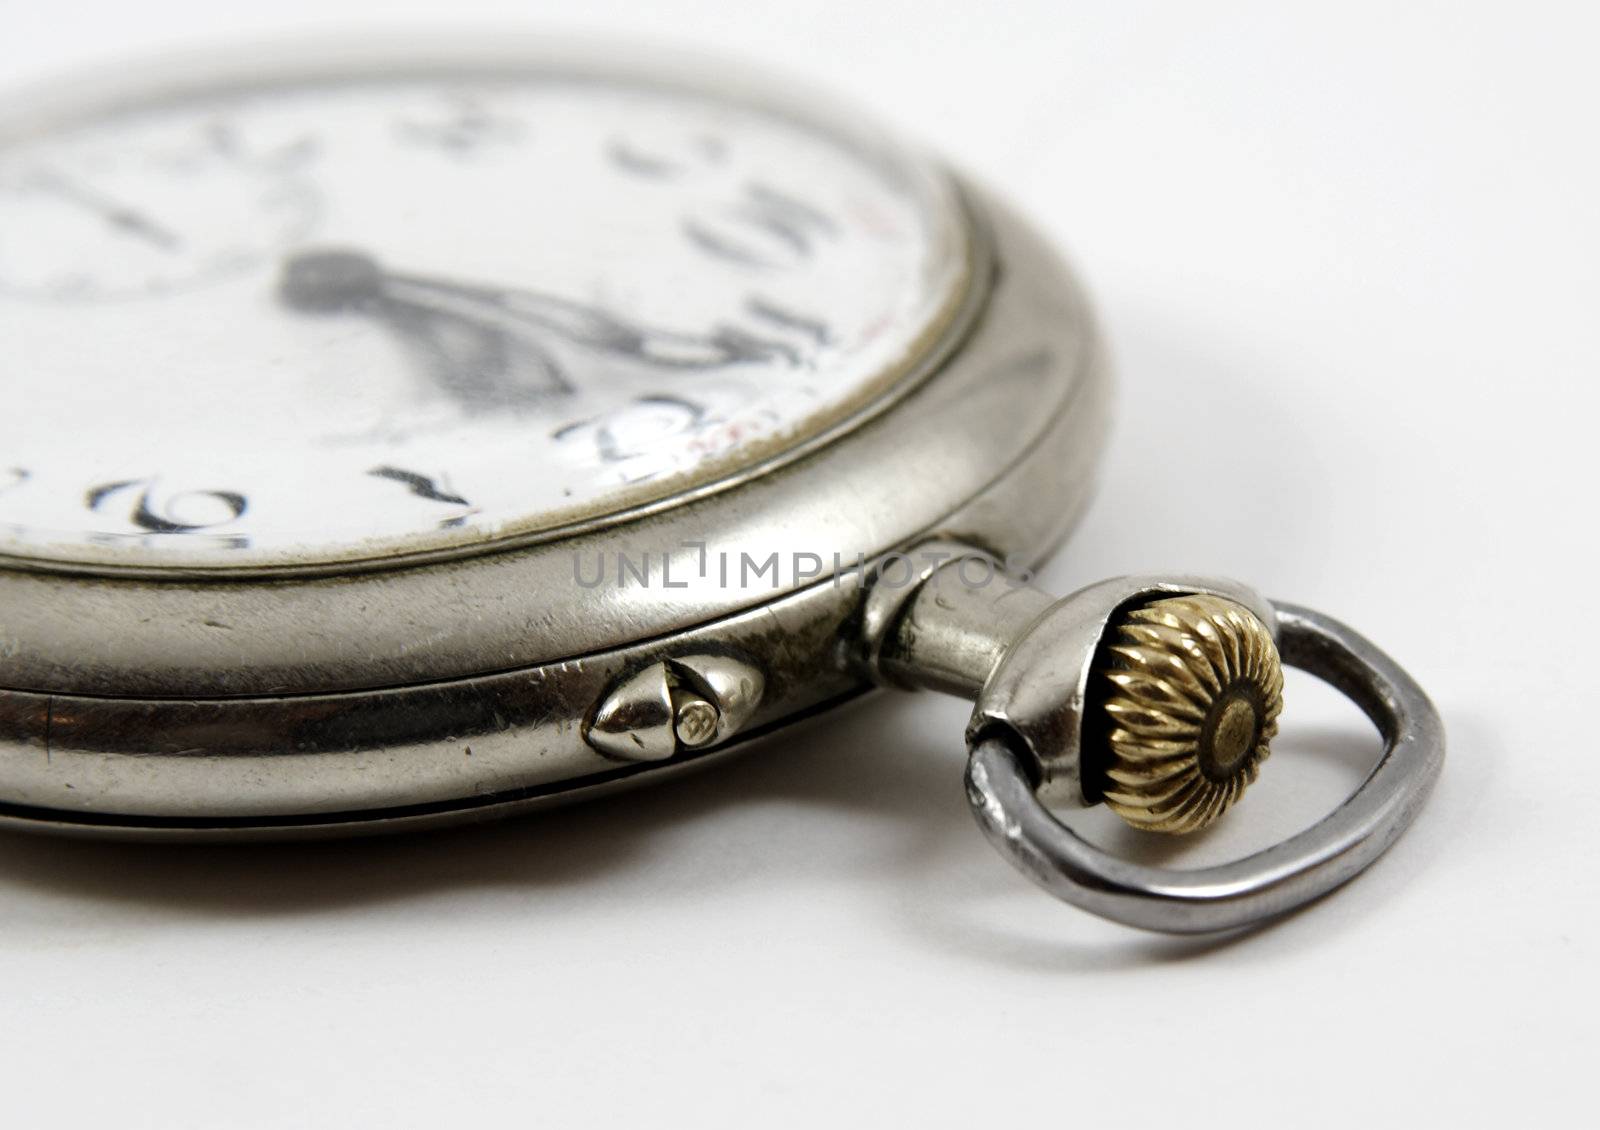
[388,271,799,370]
[280,248,799,370]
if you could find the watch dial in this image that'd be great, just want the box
[0,62,969,570]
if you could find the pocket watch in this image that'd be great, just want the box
[0,37,1443,933]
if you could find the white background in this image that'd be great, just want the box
[1,2,1594,1127]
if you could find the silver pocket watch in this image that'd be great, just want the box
[0,37,1443,933]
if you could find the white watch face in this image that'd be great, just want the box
[0,57,970,571]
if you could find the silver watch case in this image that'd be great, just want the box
[0,43,1112,837]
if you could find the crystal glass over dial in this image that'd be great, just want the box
[0,64,970,571]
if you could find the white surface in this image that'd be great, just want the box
[1,69,967,566]
[0,2,1593,1126]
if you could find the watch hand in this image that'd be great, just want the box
[480,284,801,369]
[28,168,184,251]
[278,247,800,374]
[279,247,570,410]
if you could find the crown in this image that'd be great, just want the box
[1096,594,1284,834]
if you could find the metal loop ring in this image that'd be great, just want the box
[964,602,1445,934]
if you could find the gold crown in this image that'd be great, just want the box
[1096,594,1284,834]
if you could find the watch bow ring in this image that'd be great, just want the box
[0,36,1443,935]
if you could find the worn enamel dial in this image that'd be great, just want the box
[0,69,968,571]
